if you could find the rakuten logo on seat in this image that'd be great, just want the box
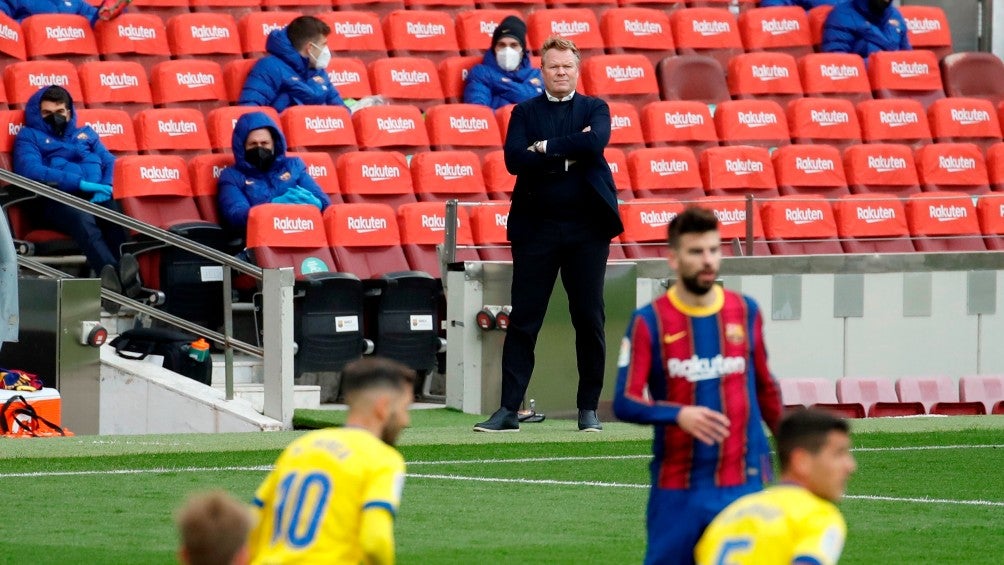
[479,20,500,35]
[810,109,849,127]
[725,159,765,175]
[606,65,645,82]
[348,216,388,233]
[668,355,746,382]
[650,159,688,176]
[751,65,789,81]
[761,19,799,35]
[611,114,632,130]
[950,108,991,126]
[335,22,374,38]
[495,212,508,227]
[46,26,85,42]
[929,204,967,221]
[692,20,730,36]
[87,121,125,137]
[421,214,446,231]
[176,72,215,87]
[274,216,314,234]
[329,70,361,87]
[99,73,140,89]
[784,207,824,224]
[737,111,778,128]
[361,164,401,181]
[938,155,977,173]
[8,122,22,137]
[665,112,705,128]
[0,23,19,41]
[305,116,345,133]
[713,208,746,225]
[376,117,416,133]
[795,157,835,174]
[158,120,198,136]
[890,61,929,79]
[139,166,181,182]
[906,18,941,34]
[878,110,919,128]
[551,20,590,36]
[819,64,860,80]
[190,25,230,41]
[434,163,475,180]
[449,116,489,133]
[867,155,908,173]
[117,24,155,40]
[28,74,69,88]
[624,20,662,36]
[856,205,897,223]
[639,209,677,227]
[260,23,284,36]
[307,164,328,178]
[391,69,431,87]
[406,22,446,39]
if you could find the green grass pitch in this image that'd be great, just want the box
[1,410,1002,564]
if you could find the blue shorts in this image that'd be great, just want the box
[643,483,762,565]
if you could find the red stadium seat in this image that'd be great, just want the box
[165,13,242,68]
[223,59,256,104]
[352,104,430,155]
[761,195,843,255]
[150,59,227,114]
[288,152,342,200]
[332,0,405,20]
[280,105,358,163]
[455,10,520,57]
[114,154,205,229]
[687,0,755,12]
[326,58,374,102]
[836,377,925,418]
[4,61,82,109]
[896,376,985,415]
[382,10,460,65]
[600,8,675,69]
[206,106,282,154]
[628,146,704,202]
[976,192,1004,250]
[833,193,914,254]
[439,55,482,104]
[75,108,138,155]
[134,107,212,161]
[261,0,333,16]
[336,150,417,209]
[695,195,770,256]
[906,191,986,252]
[738,7,812,58]
[713,99,790,150]
[405,0,477,19]
[410,150,489,203]
[843,143,921,199]
[900,5,952,61]
[78,61,152,117]
[618,198,683,258]
[581,54,659,107]
[786,97,861,153]
[727,51,803,109]
[188,153,234,224]
[618,0,685,11]
[318,11,388,66]
[927,98,1002,155]
[778,377,853,414]
[368,57,445,113]
[323,202,412,278]
[425,103,504,158]
[959,375,1004,415]
[527,9,604,58]
[469,201,512,261]
[22,14,98,64]
[857,98,932,151]
[669,8,743,73]
[868,50,945,110]
[807,4,833,48]
[247,204,337,279]
[482,150,514,201]
[94,13,170,76]
[656,54,730,107]
[131,0,190,21]
[700,145,779,199]
[607,102,645,151]
[641,100,718,155]
[546,0,618,22]
[915,142,990,197]
[606,147,633,201]
[397,201,479,274]
[989,142,1004,191]
[0,14,25,65]
[772,144,849,200]
[237,11,299,59]
[495,103,514,139]
[0,109,22,170]
[189,0,258,21]
[940,52,1004,109]
[798,52,871,105]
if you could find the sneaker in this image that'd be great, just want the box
[99,264,122,315]
[118,252,143,299]
[578,409,602,432]
[473,408,519,432]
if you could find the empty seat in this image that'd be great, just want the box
[411,150,489,203]
[94,13,170,75]
[857,98,932,151]
[777,377,858,416]
[772,144,849,200]
[189,0,258,20]
[319,11,388,66]
[618,198,684,259]
[134,107,212,161]
[896,376,985,415]
[469,200,512,261]
[336,150,417,209]
[4,61,83,109]
[834,193,914,254]
[806,4,833,49]
[738,7,812,58]
[727,51,803,109]
[787,97,861,153]
[606,147,633,201]
[695,195,770,256]
[940,52,1004,109]
[261,0,333,15]
[78,61,152,117]
[600,7,675,69]
[455,10,521,56]
[382,10,460,65]
[425,103,503,158]
[131,0,190,20]
[915,142,990,197]
[237,11,299,59]
[976,192,1004,250]
[527,9,604,58]
[798,52,871,105]
[836,377,925,418]
[398,201,479,274]
[989,142,1004,191]
[206,106,282,154]
[222,59,257,104]
[628,146,704,202]
[288,152,342,201]
[843,143,921,199]
[0,14,25,65]
[352,104,430,155]
[900,5,952,61]
[150,59,227,114]
[868,50,945,110]
[165,13,242,68]
[368,57,445,113]
[701,145,780,199]
[714,99,791,150]
[581,54,660,107]
[324,202,412,278]
[404,0,477,19]
[607,102,645,151]
[188,152,234,224]
[482,150,514,200]
[438,55,481,104]
[22,14,98,64]
[761,194,843,255]
[656,54,730,107]
[332,0,405,20]
[280,105,358,162]
[927,98,1002,155]
[641,100,718,155]
[546,0,618,21]
[618,0,685,11]
[906,191,986,252]
[75,108,138,155]
[327,57,374,102]
[959,375,1004,415]
[669,8,743,73]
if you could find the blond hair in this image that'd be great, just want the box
[177,491,252,565]
[541,36,580,63]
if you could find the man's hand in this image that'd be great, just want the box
[677,406,731,445]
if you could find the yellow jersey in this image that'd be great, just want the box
[249,427,406,564]
[695,484,846,565]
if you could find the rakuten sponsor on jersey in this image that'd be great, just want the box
[668,355,746,382]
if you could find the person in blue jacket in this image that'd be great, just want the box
[463,15,544,110]
[759,0,846,9]
[13,85,138,308]
[822,0,910,60]
[0,0,128,26]
[217,111,331,235]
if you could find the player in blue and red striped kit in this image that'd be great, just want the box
[614,206,783,565]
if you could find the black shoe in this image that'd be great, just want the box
[473,408,519,432]
[118,253,143,299]
[99,264,121,315]
[578,409,602,432]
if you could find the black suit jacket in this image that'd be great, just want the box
[503,93,624,244]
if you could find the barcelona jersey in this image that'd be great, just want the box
[249,427,405,564]
[694,484,847,565]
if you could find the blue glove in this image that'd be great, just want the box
[292,186,322,209]
[79,180,112,196]
[270,191,300,205]
[89,191,112,204]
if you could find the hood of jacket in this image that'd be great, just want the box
[479,46,539,81]
[265,28,310,76]
[232,111,288,175]
[24,86,79,139]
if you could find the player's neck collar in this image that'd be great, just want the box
[667,285,724,317]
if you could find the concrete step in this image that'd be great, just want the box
[213,383,321,413]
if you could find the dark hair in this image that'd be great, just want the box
[667,206,719,249]
[341,357,415,399]
[286,15,331,51]
[776,408,850,471]
[40,85,72,107]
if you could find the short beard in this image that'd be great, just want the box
[680,273,714,296]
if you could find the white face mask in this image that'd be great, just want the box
[310,43,331,70]
[496,47,521,72]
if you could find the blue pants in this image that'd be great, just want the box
[43,198,126,272]
[644,483,762,565]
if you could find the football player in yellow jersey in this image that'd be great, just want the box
[248,357,414,565]
[695,408,857,565]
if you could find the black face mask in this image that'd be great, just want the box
[245,147,275,172]
[868,0,891,16]
[44,113,68,137]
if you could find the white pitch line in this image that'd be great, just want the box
[407,473,648,489]
[0,466,273,479]
[409,454,650,465]
[845,494,1004,508]
[851,444,1004,452]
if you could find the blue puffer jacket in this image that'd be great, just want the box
[463,49,544,110]
[821,0,910,59]
[13,88,114,192]
[238,29,346,114]
[759,0,846,9]
[217,112,331,230]
[0,0,98,25]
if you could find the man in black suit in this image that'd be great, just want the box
[474,36,624,433]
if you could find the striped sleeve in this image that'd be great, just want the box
[613,311,683,424]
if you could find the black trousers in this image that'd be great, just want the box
[44,198,126,272]
[500,223,610,412]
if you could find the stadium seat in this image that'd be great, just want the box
[640,100,718,156]
[726,51,803,109]
[0,14,22,63]
[836,377,925,417]
[600,8,675,69]
[150,59,227,114]
[206,106,282,154]
[527,9,604,58]
[368,57,446,113]
[656,55,730,107]
[772,144,849,200]
[94,13,170,76]
[332,0,405,21]
[22,14,98,64]
[761,195,843,255]
[318,11,389,66]
[868,50,945,110]
[237,11,299,59]
[189,0,259,21]
[618,0,685,11]
[606,147,633,201]
[223,59,257,104]
[628,146,704,202]
[798,53,872,105]
[382,10,460,65]
[438,56,482,105]
[618,198,683,259]
[906,191,986,252]
[4,61,82,109]
[976,191,1004,250]
[469,200,512,261]
[410,150,489,203]
[0,109,23,171]
[324,201,416,278]
[261,0,333,15]
[188,153,234,225]
[777,377,859,416]
[713,99,790,150]
[546,0,618,21]
[833,193,914,254]
[134,107,212,161]
[606,102,645,151]
[915,142,990,197]
[738,7,812,58]
[900,5,952,61]
[280,105,357,162]
[166,13,242,68]
[843,143,921,199]
[687,0,755,13]
[326,58,374,102]
[896,376,986,415]
[75,108,138,155]
[927,98,1002,155]
[405,0,477,19]
[336,150,417,209]
[857,98,932,151]
[695,195,770,256]
[988,142,1004,191]
[581,54,660,107]
[131,0,190,21]
[288,152,342,201]
[669,8,743,74]
[352,104,430,155]
[940,52,1004,109]
[397,201,479,274]
[482,150,514,200]
[425,103,504,158]
[78,61,152,118]
[701,145,779,199]
[786,97,862,153]
[495,103,514,139]
[806,4,833,49]
[958,374,1004,415]
[455,10,520,57]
